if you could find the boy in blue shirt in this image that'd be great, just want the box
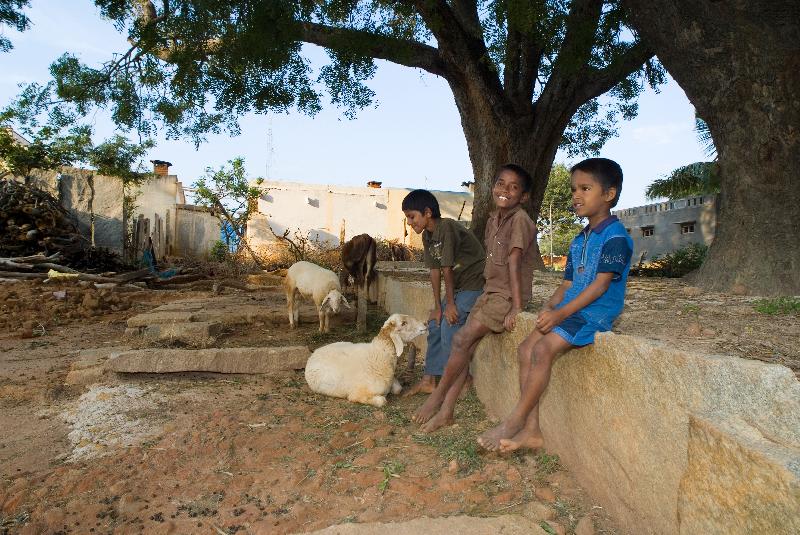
[478,158,633,453]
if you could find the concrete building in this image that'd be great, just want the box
[247,180,474,249]
[614,195,717,262]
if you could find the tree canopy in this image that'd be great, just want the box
[538,162,583,255]
[3,0,664,250]
[0,0,29,53]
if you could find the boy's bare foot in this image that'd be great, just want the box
[420,409,453,433]
[477,420,522,451]
[402,375,437,398]
[412,392,444,424]
[457,374,473,399]
[499,429,544,453]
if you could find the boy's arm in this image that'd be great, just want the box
[536,273,614,332]
[429,268,442,325]
[503,247,524,331]
[441,266,458,325]
[542,279,572,311]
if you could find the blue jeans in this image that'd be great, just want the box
[425,289,482,376]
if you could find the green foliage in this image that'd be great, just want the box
[2,0,661,160]
[631,243,708,278]
[192,157,264,249]
[538,163,584,256]
[377,460,405,493]
[754,297,800,315]
[647,115,719,201]
[210,240,230,261]
[0,126,152,183]
[646,161,719,201]
[0,0,30,53]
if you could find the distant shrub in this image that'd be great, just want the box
[375,237,422,262]
[631,243,707,278]
[210,240,230,262]
[754,297,800,315]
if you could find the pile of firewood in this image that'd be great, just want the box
[0,179,128,271]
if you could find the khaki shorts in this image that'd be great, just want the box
[468,292,512,333]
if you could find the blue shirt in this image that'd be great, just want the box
[560,216,633,330]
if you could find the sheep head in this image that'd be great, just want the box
[381,314,427,357]
[321,289,350,313]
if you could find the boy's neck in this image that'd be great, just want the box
[425,217,439,233]
[497,204,519,218]
[587,210,613,229]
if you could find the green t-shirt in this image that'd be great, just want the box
[422,218,486,291]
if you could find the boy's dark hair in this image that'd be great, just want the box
[402,189,441,218]
[570,158,623,207]
[494,164,533,193]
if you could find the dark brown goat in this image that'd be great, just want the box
[341,233,377,292]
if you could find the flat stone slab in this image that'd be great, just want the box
[64,347,131,386]
[106,346,310,374]
[125,295,315,328]
[297,515,547,535]
[125,321,223,345]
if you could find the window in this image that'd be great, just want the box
[642,226,654,237]
[681,222,695,234]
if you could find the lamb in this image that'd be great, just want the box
[284,261,350,333]
[305,314,427,407]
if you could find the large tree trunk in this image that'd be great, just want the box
[449,82,568,271]
[623,0,800,295]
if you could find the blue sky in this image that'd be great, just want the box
[0,0,707,209]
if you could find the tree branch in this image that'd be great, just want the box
[300,22,445,76]
[577,40,654,103]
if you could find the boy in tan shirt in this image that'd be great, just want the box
[412,164,537,433]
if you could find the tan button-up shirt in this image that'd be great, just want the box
[483,205,537,302]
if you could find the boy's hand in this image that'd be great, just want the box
[444,302,459,325]
[535,309,563,333]
[503,306,522,332]
[429,307,442,326]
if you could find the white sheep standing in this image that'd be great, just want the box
[305,314,427,407]
[284,261,350,333]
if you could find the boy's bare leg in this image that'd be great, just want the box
[402,374,438,397]
[478,333,571,451]
[420,335,483,432]
[420,367,469,432]
[412,318,491,424]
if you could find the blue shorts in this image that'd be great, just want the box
[552,312,606,347]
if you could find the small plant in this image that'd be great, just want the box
[539,520,558,535]
[210,240,230,261]
[534,452,562,478]
[754,296,800,315]
[631,243,708,278]
[378,460,405,492]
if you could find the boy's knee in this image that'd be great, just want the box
[532,343,556,367]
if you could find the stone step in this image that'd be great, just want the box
[295,515,547,535]
[106,346,310,374]
[124,321,223,344]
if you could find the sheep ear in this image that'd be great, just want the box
[320,294,331,311]
[341,295,351,309]
[389,330,404,358]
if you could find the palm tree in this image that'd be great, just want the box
[646,116,719,200]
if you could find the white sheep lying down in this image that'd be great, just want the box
[284,261,350,333]
[305,314,427,407]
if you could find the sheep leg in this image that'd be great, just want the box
[293,290,300,326]
[286,288,296,328]
[318,309,326,333]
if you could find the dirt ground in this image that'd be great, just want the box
[1,273,797,535]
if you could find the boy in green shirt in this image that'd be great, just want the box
[402,189,485,396]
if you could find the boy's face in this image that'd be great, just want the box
[493,170,528,210]
[570,170,616,218]
[404,208,434,234]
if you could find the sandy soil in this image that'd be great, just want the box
[1,273,797,534]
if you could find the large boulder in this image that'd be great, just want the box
[471,313,800,535]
